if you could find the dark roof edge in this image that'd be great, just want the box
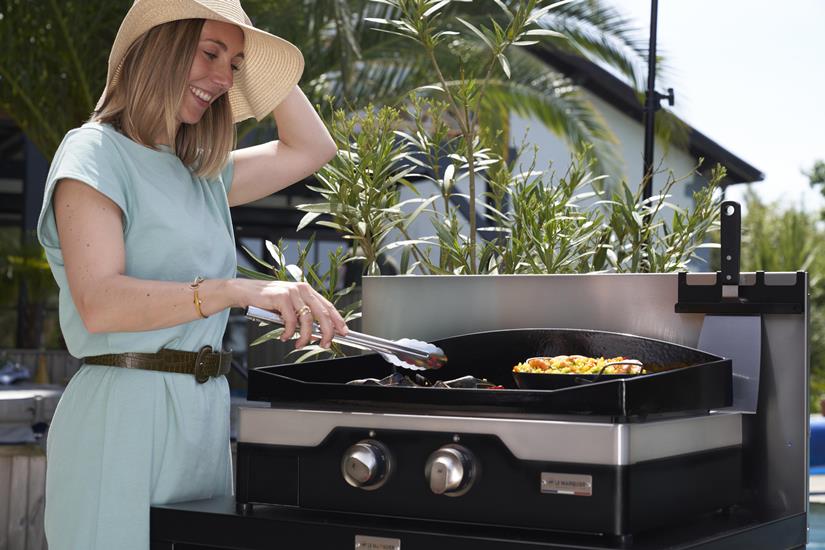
[533,48,764,185]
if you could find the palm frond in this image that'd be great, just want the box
[0,0,129,157]
[481,76,620,177]
[541,0,649,87]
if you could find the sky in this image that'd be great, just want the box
[613,0,825,211]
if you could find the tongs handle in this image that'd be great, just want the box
[245,306,430,359]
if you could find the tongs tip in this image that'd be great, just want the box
[383,341,447,371]
[419,353,447,370]
[430,353,448,369]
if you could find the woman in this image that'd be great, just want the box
[35,1,346,548]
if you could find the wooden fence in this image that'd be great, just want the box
[0,445,47,550]
[0,349,74,550]
[1,350,81,387]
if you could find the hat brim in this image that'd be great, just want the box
[97,0,304,124]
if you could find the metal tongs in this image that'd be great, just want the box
[245,306,447,370]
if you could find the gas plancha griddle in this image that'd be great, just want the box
[245,328,732,418]
[155,202,807,549]
[237,328,741,543]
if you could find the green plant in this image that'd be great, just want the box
[805,159,825,199]
[246,96,723,362]
[0,0,129,157]
[239,237,361,361]
[298,98,723,277]
[248,0,652,168]
[738,188,825,412]
[296,104,432,276]
[473,147,607,275]
[367,0,598,271]
[598,163,723,273]
[1,0,656,165]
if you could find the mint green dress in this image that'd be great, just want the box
[37,122,237,550]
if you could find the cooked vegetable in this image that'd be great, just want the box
[512,355,645,375]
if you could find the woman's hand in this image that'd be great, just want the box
[230,279,348,349]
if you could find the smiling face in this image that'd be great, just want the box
[178,20,245,125]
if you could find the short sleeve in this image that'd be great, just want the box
[219,152,235,194]
[36,127,130,261]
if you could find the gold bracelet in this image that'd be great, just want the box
[190,276,208,319]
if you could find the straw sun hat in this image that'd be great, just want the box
[97,0,305,123]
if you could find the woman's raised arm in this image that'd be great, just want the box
[227,85,337,207]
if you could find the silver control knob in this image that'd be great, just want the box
[425,444,476,496]
[341,440,392,490]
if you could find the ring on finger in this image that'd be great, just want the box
[296,305,312,318]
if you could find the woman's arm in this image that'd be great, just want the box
[55,179,346,348]
[227,86,337,207]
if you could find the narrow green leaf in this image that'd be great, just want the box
[433,31,460,40]
[423,0,451,18]
[297,202,336,214]
[497,53,511,78]
[315,220,348,232]
[286,264,305,282]
[297,211,323,231]
[237,265,276,281]
[265,240,286,267]
[379,239,434,253]
[290,346,334,363]
[251,327,286,346]
[240,245,274,270]
[524,28,565,38]
[455,17,493,50]
[413,84,447,94]
[492,0,512,18]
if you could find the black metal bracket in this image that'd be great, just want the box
[676,200,805,315]
[675,271,806,314]
[654,88,675,110]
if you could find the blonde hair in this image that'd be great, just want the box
[93,19,235,179]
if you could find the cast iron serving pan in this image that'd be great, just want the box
[247,328,732,417]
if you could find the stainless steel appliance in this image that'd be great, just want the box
[227,270,808,548]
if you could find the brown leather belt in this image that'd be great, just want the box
[83,346,232,383]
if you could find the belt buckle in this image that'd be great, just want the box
[194,345,213,384]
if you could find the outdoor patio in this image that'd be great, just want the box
[0,0,822,547]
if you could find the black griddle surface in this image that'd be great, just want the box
[247,328,732,417]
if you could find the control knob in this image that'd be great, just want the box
[425,444,476,496]
[341,439,392,490]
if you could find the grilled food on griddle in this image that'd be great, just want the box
[513,355,645,375]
